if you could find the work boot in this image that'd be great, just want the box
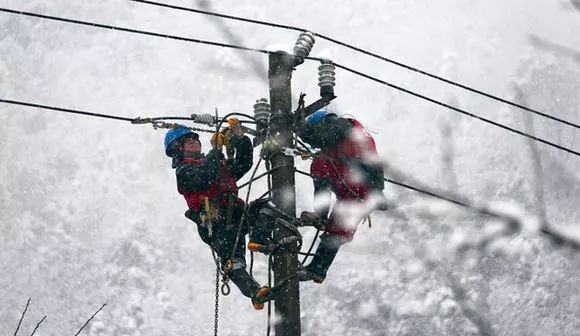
[251,287,272,310]
[225,260,260,296]
[295,267,327,284]
[247,200,275,254]
[248,232,301,255]
[296,234,342,284]
[299,211,327,230]
[248,241,275,254]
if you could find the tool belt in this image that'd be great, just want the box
[197,193,239,238]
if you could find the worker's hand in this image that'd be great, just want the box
[227,117,244,137]
[211,132,226,150]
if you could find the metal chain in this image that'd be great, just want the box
[214,265,220,336]
[221,274,231,296]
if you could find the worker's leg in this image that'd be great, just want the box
[246,199,275,252]
[297,232,345,283]
[216,206,271,309]
[297,200,365,283]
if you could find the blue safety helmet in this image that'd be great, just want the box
[164,125,199,157]
[306,109,336,126]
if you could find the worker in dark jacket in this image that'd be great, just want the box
[164,122,270,309]
[296,109,387,283]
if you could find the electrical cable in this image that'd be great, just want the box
[130,0,580,130]
[0,8,310,60]
[0,98,243,133]
[331,63,580,158]
[293,168,518,224]
[0,98,134,122]
[2,8,579,158]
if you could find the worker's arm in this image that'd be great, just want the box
[228,135,254,180]
[358,161,385,191]
[297,116,352,148]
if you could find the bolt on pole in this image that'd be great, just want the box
[268,50,301,336]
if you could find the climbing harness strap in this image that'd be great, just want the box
[225,193,235,228]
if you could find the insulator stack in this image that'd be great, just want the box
[318,60,336,97]
[253,98,270,126]
[293,32,315,58]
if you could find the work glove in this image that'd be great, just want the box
[211,132,226,150]
[227,117,244,137]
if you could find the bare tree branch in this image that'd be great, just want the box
[73,303,107,336]
[444,270,494,336]
[386,208,495,336]
[196,0,266,79]
[14,298,31,336]
[29,316,46,336]
[514,86,549,226]
[529,34,580,65]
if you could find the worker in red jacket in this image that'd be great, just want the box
[164,123,270,309]
[296,109,387,283]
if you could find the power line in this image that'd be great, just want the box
[294,169,519,226]
[0,98,236,134]
[130,0,580,131]
[2,8,580,159]
[331,63,580,158]
[0,8,288,58]
[0,98,134,122]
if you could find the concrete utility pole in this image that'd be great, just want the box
[265,32,333,336]
[268,50,301,336]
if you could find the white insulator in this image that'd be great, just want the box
[253,98,270,123]
[293,32,315,58]
[318,62,336,88]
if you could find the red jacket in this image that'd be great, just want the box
[310,119,381,200]
[179,156,240,210]
[175,136,253,211]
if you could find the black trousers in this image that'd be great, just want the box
[187,202,248,269]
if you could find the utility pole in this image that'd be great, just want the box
[264,32,335,335]
[268,49,301,336]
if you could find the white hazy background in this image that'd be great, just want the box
[1,1,580,335]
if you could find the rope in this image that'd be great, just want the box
[229,155,264,261]
[237,165,283,190]
[130,0,580,131]
[2,8,579,158]
[266,254,273,336]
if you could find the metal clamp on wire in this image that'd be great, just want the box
[152,121,179,130]
[281,146,313,160]
[282,147,298,157]
[191,113,216,127]
[131,117,153,124]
